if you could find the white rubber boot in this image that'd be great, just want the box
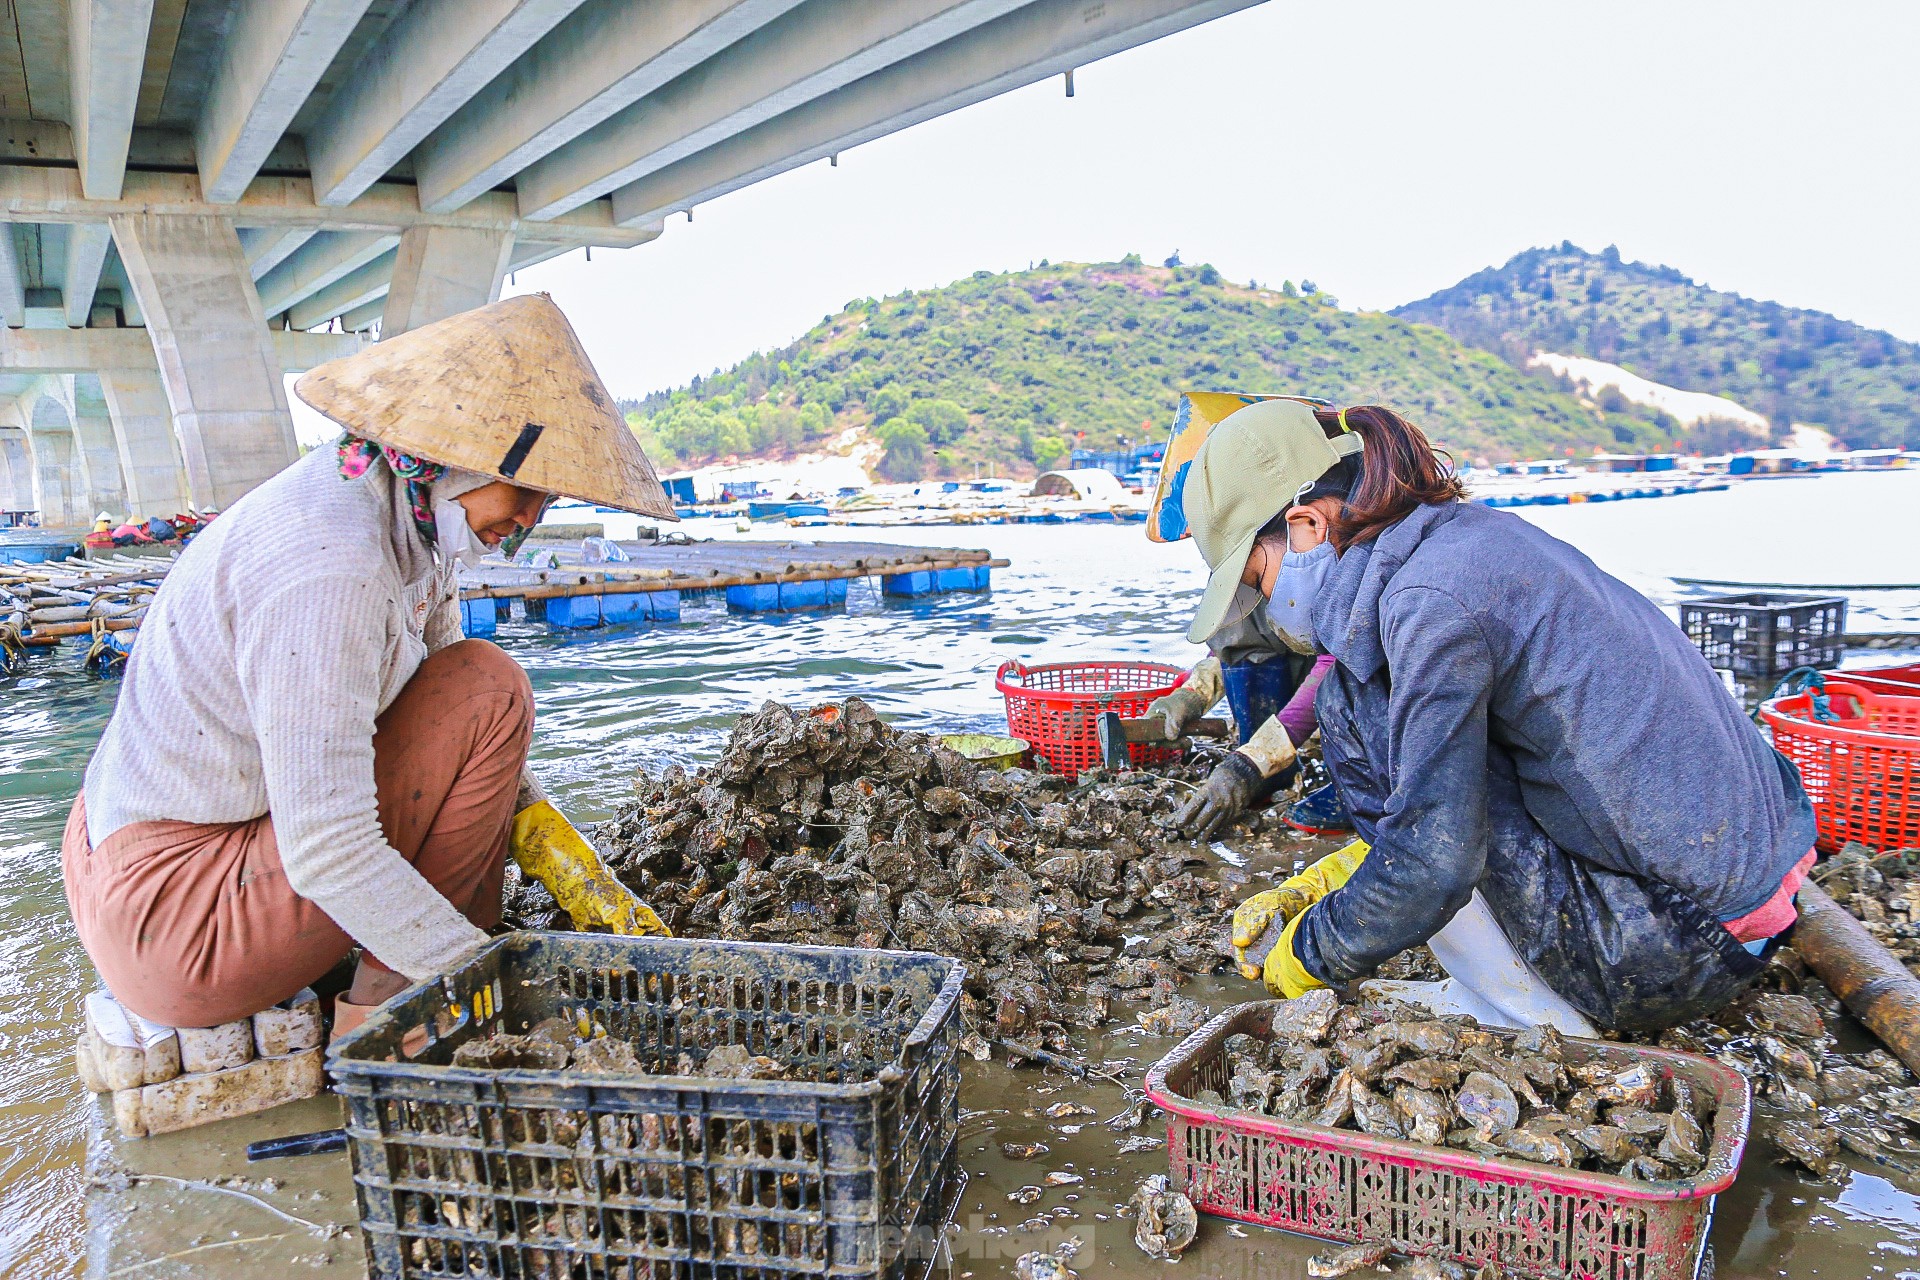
[1362,891,1599,1037]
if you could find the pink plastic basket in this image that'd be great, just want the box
[1144,1002,1750,1280]
[993,659,1188,779]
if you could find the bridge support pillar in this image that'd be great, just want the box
[73,386,129,521]
[110,213,296,510]
[100,369,191,518]
[382,226,514,337]
[0,430,31,512]
[28,427,84,528]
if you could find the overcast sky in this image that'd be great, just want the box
[501,1,1919,402]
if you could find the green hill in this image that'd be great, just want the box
[626,258,1680,480]
[1394,243,1920,451]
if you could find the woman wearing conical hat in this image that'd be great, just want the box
[62,295,674,1040]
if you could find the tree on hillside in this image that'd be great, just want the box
[875,420,929,480]
[1032,434,1069,471]
[906,397,968,445]
[869,384,910,423]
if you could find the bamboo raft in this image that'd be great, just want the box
[1,553,174,672]
[0,538,1010,674]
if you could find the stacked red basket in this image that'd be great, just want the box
[1761,677,1920,852]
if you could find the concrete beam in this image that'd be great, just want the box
[288,249,397,330]
[508,240,578,272]
[337,295,386,332]
[0,225,24,326]
[99,367,190,515]
[515,0,1029,221]
[135,0,191,126]
[412,0,803,215]
[0,324,363,372]
[196,0,375,203]
[254,229,400,317]
[237,225,319,279]
[382,225,512,336]
[62,224,115,326]
[612,0,1264,227]
[308,0,588,207]
[16,2,72,124]
[110,212,297,507]
[0,167,660,246]
[68,0,157,199]
[0,117,308,173]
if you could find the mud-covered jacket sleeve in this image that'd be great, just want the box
[1294,587,1495,982]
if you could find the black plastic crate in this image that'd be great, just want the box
[1679,592,1847,680]
[329,933,965,1280]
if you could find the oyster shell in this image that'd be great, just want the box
[1130,1175,1197,1258]
[1307,1241,1392,1278]
[1455,1072,1520,1139]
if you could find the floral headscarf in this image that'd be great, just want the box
[336,434,535,559]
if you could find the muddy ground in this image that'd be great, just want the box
[76,814,1920,1279]
[71,694,1920,1278]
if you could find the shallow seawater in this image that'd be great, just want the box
[3,472,1919,1276]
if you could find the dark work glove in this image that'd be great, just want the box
[1171,750,1265,840]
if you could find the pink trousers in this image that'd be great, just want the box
[63,639,533,1027]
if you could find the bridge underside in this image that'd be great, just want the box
[0,0,1260,523]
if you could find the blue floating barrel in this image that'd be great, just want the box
[825,578,848,606]
[600,591,649,625]
[546,595,602,628]
[883,570,934,597]
[726,583,782,612]
[649,589,682,620]
[461,598,497,637]
[972,566,992,590]
[934,567,973,592]
[778,579,829,609]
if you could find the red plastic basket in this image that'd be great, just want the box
[1841,662,1920,698]
[1761,680,1920,852]
[993,659,1188,778]
[1145,1002,1749,1280]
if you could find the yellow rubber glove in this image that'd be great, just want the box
[1264,910,1326,999]
[1231,839,1370,979]
[510,801,670,936]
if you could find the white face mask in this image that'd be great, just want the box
[1262,537,1336,654]
[429,470,496,569]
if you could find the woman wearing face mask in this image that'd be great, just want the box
[1183,399,1817,1034]
[64,296,673,1058]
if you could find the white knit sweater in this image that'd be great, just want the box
[84,447,491,980]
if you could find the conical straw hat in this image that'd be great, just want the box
[294,293,676,519]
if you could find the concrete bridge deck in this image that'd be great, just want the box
[0,0,1263,529]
